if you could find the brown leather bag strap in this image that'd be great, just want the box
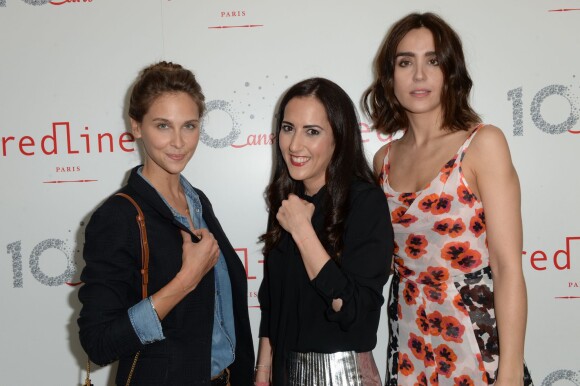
[84,192,149,386]
[116,192,149,299]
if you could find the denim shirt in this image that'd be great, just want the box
[127,170,236,377]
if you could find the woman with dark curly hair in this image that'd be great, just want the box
[255,77,394,386]
[364,12,533,386]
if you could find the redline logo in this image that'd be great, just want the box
[525,236,579,271]
[524,236,580,300]
[359,123,394,144]
[235,247,264,281]
[235,248,264,308]
[1,122,135,157]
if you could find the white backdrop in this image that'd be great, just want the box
[1,1,579,385]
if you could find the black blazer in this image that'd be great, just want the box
[78,166,254,385]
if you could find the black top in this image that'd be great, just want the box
[78,166,254,386]
[258,180,394,384]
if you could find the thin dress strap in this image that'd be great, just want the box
[458,123,485,156]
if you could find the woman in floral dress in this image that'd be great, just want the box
[363,12,533,386]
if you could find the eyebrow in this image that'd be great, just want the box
[282,120,325,130]
[151,117,199,123]
[395,51,437,58]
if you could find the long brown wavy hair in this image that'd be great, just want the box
[261,78,374,260]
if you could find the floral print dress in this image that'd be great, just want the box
[380,126,533,385]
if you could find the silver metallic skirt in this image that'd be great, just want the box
[286,351,381,386]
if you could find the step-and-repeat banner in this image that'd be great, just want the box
[1,1,578,384]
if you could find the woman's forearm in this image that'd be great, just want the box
[493,265,527,383]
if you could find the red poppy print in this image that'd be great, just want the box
[404,281,420,305]
[379,161,390,185]
[433,218,466,238]
[406,234,428,259]
[439,157,457,183]
[415,372,428,386]
[476,354,484,372]
[400,192,418,206]
[419,193,454,215]
[423,284,448,304]
[435,358,455,378]
[457,184,476,208]
[378,171,386,187]
[418,194,439,213]
[395,257,415,278]
[432,193,454,215]
[469,208,486,237]
[453,375,475,386]
[476,354,489,383]
[434,344,457,378]
[409,333,427,360]
[416,310,430,335]
[427,310,443,336]
[392,207,419,227]
[423,343,435,367]
[381,132,532,385]
[399,352,415,376]
[418,267,449,304]
[417,266,449,286]
[434,344,457,363]
[430,371,439,386]
[427,266,449,283]
[453,293,469,316]
[441,315,465,343]
[440,242,482,273]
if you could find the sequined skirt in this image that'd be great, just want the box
[286,351,381,386]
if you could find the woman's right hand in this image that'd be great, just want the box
[149,229,219,320]
[176,229,219,292]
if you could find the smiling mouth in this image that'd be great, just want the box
[290,155,310,166]
[410,90,430,96]
[167,154,186,161]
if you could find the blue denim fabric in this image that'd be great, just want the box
[127,168,235,377]
[128,296,165,344]
[181,176,236,377]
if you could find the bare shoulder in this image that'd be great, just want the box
[467,124,513,165]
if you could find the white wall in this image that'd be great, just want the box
[1,1,578,384]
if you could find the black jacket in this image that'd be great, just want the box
[259,180,394,384]
[78,166,254,385]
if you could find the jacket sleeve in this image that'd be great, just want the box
[257,257,270,338]
[77,197,145,366]
[311,185,394,330]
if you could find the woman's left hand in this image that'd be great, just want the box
[276,194,314,236]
